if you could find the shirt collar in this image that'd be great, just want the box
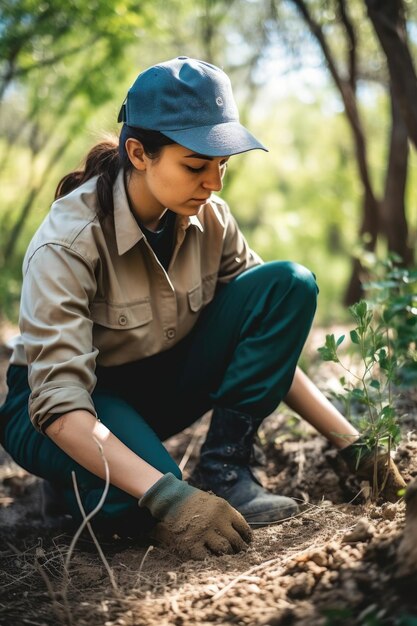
[178,214,204,232]
[113,169,143,255]
[113,169,204,255]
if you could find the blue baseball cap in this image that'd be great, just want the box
[117,56,268,157]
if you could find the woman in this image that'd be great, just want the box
[0,57,404,560]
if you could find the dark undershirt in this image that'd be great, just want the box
[138,210,176,271]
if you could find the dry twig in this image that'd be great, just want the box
[61,436,119,623]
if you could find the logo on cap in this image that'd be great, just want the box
[216,96,224,106]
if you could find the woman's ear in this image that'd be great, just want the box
[125,138,147,171]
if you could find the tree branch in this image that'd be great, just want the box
[337,0,358,92]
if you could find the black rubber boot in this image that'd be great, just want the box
[189,407,298,526]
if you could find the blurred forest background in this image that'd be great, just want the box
[1,0,417,327]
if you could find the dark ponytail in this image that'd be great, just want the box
[54,125,175,217]
[55,139,120,217]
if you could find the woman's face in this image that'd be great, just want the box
[128,142,230,225]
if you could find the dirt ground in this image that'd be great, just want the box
[0,323,417,626]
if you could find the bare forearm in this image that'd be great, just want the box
[45,410,163,498]
[284,367,359,449]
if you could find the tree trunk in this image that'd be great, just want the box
[365,0,417,150]
[380,86,413,265]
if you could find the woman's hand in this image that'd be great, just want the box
[339,438,406,503]
[139,473,253,560]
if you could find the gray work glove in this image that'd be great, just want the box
[338,437,406,503]
[139,473,252,560]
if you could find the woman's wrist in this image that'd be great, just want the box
[139,473,192,518]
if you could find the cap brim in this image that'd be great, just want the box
[161,122,268,157]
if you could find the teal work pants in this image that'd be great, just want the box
[0,262,318,534]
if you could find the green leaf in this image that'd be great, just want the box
[350,329,359,344]
[351,388,366,401]
[317,334,339,362]
[355,300,368,319]
[380,405,396,419]
[336,335,345,347]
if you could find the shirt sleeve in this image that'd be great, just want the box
[19,243,99,432]
[217,205,263,283]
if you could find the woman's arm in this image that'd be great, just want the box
[284,366,359,449]
[46,410,253,557]
[46,410,163,498]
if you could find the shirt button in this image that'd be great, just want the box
[118,315,127,326]
[166,328,176,340]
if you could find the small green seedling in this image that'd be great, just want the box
[318,299,402,500]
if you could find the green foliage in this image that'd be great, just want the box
[362,253,417,387]
[318,297,402,473]
[317,252,417,498]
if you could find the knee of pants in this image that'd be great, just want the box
[271,260,318,308]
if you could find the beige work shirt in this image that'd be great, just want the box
[11,169,262,432]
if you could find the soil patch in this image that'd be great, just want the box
[1,325,416,626]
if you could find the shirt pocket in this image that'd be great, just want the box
[187,274,217,313]
[90,299,153,329]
